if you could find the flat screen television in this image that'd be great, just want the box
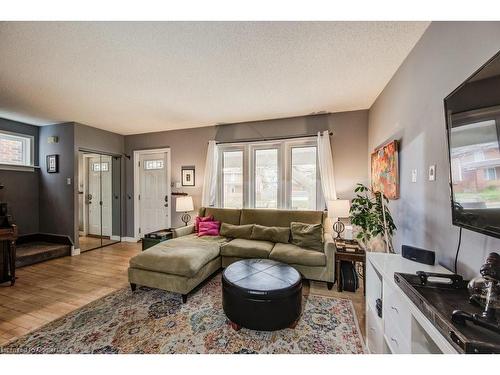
[445,50,500,239]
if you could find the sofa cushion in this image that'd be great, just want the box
[200,207,241,225]
[290,222,324,252]
[220,223,254,239]
[221,238,274,259]
[269,242,326,267]
[198,220,220,236]
[129,234,226,277]
[250,224,290,244]
[240,208,324,227]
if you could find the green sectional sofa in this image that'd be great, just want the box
[128,207,336,302]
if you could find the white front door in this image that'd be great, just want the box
[138,152,170,236]
[87,156,112,237]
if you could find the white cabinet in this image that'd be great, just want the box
[365,253,458,354]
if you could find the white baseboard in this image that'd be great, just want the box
[110,235,121,241]
[71,247,81,256]
[122,237,140,243]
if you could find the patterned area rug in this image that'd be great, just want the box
[1,274,365,354]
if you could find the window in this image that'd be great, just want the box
[144,160,164,170]
[254,148,278,208]
[218,139,323,210]
[0,131,33,167]
[92,162,109,172]
[221,150,244,208]
[484,167,497,181]
[291,146,317,210]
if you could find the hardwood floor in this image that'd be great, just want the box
[0,242,140,345]
[0,241,365,346]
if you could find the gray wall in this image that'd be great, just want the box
[368,21,500,278]
[125,111,368,235]
[0,118,40,235]
[39,123,75,241]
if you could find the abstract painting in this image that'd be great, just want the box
[371,140,399,199]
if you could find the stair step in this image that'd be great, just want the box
[16,241,71,268]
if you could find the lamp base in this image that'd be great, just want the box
[332,219,345,239]
[181,212,191,226]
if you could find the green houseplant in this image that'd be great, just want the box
[350,183,396,252]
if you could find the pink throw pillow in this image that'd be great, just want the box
[198,220,220,237]
[195,215,214,232]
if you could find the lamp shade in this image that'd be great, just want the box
[327,199,350,218]
[176,196,194,212]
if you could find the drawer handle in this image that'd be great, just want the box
[370,327,376,332]
[390,337,398,346]
[391,306,399,313]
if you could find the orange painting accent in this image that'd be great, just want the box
[371,140,399,200]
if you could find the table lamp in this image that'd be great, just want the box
[327,199,351,238]
[176,196,194,226]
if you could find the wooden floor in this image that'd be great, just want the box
[0,242,365,346]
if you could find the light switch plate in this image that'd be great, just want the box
[429,165,436,181]
[411,169,417,183]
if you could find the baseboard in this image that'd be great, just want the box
[71,247,81,256]
[110,235,121,241]
[122,237,140,243]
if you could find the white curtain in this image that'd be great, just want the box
[317,130,337,203]
[201,140,218,207]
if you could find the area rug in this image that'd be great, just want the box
[1,274,365,354]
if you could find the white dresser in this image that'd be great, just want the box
[365,252,459,354]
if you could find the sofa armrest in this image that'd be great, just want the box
[323,233,336,261]
[173,225,195,238]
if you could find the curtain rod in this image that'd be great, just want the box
[215,131,333,145]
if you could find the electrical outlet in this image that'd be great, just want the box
[411,169,417,183]
[429,165,436,181]
[66,178,72,185]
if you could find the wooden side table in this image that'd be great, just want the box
[334,239,366,295]
[0,224,18,286]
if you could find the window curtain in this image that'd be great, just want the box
[317,130,337,204]
[201,140,218,207]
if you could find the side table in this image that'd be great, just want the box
[0,224,18,286]
[334,238,366,295]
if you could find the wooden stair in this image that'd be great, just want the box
[16,233,72,268]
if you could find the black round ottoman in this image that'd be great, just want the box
[222,259,302,331]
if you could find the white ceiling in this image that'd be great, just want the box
[0,21,429,135]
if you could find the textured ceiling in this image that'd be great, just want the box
[0,21,429,135]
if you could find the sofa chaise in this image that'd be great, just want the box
[128,207,336,302]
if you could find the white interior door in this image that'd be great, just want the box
[87,155,112,237]
[139,152,170,236]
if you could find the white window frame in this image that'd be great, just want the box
[217,138,324,210]
[485,167,497,181]
[0,130,34,171]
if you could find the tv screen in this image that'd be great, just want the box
[445,50,500,238]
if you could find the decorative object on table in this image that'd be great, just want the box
[334,238,361,253]
[371,139,399,200]
[327,199,351,238]
[181,166,195,186]
[176,195,194,226]
[350,183,396,253]
[142,229,173,251]
[46,154,59,173]
[452,252,500,333]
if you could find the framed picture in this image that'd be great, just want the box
[181,166,195,186]
[371,140,399,199]
[46,154,59,173]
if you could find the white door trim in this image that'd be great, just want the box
[133,148,171,239]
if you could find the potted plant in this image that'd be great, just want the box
[349,183,396,253]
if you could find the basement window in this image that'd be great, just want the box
[0,130,34,169]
